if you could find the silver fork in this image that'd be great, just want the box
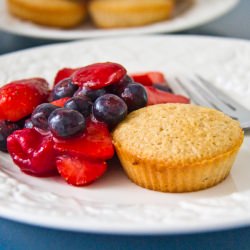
[172,75,250,131]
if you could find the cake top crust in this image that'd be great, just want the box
[112,104,244,166]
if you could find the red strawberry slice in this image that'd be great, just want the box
[51,97,71,107]
[72,62,126,90]
[54,67,79,86]
[131,72,166,86]
[0,78,49,122]
[56,155,107,186]
[7,128,57,177]
[145,86,190,105]
[54,119,114,160]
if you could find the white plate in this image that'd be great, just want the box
[0,35,250,235]
[0,0,239,40]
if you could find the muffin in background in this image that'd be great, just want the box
[88,0,175,28]
[7,0,87,28]
[112,104,244,193]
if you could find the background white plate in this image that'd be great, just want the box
[0,35,250,235]
[0,0,239,40]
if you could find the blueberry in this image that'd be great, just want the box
[48,108,86,139]
[24,118,34,129]
[0,120,20,152]
[31,103,59,130]
[52,78,78,100]
[153,83,173,93]
[74,86,106,101]
[106,75,133,95]
[64,96,92,118]
[120,83,148,112]
[93,94,127,128]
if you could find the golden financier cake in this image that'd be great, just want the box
[88,0,175,28]
[112,104,244,193]
[7,0,87,28]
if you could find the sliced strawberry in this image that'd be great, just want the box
[71,62,126,90]
[145,86,190,105]
[54,119,114,160]
[54,68,79,86]
[51,97,71,107]
[56,155,107,186]
[0,78,49,122]
[7,128,57,177]
[130,72,166,86]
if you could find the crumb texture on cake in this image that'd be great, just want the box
[113,104,243,167]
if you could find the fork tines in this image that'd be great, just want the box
[172,75,250,130]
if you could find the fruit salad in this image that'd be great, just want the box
[0,62,189,186]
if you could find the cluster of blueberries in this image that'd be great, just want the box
[29,75,148,139]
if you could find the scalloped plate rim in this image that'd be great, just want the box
[0,35,250,235]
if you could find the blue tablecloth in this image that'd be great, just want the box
[0,220,250,250]
[0,0,250,249]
